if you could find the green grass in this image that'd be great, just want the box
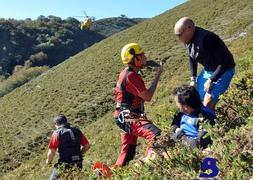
[0,66,49,97]
[0,0,253,179]
[91,17,146,37]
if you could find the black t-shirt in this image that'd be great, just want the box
[189,32,235,81]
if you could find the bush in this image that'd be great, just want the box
[28,51,48,66]
[217,71,253,132]
[0,66,49,97]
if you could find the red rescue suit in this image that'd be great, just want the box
[114,67,161,166]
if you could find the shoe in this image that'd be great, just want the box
[109,164,121,170]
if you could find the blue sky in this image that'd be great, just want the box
[0,0,187,20]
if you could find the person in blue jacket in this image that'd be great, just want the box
[170,85,216,149]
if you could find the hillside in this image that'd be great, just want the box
[0,16,104,74]
[90,16,147,37]
[0,16,144,97]
[0,16,144,75]
[0,0,253,179]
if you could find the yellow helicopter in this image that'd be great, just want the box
[74,11,94,30]
[80,17,92,30]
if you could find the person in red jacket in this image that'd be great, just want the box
[46,114,90,180]
[113,43,163,167]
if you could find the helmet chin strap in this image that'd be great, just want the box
[128,48,144,69]
[134,56,144,69]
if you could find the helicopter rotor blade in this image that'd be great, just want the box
[73,16,86,18]
[83,10,88,17]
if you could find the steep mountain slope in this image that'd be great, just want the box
[0,0,253,179]
[91,17,146,37]
[0,16,144,75]
[0,16,144,98]
[0,17,104,74]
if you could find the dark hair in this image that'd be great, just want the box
[53,114,67,125]
[173,85,202,109]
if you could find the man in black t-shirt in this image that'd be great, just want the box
[174,17,235,110]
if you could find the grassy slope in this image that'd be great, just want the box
[0,16,144,99]
[1,0,253,179]
[91,17,147,37]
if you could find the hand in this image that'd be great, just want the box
[46,159,51,165]
[154,62,163,76]
[190,76,197,88]
[175,128,182,133]
[190,80,196,88]
[204,78,212,93]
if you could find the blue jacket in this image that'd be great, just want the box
[171,106,216,138]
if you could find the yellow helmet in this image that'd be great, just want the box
[121,43,144,64]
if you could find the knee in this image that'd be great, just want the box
[204,93,212,103]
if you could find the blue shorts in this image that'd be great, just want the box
[197,68,235,103]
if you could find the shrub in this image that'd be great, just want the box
[217,71,253,132]
[0,66,49,97]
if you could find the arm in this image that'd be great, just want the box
[80,133,90,155]
[170,112,186,142]
[138,65,163,101]
[200,108,216,126]
[209,65,224,82]
[189,57,198,78]
[189,57,198,87]
[46,132,59,164]
[170,112,182,133]
[81,144,90,155]
[46,148,56,164]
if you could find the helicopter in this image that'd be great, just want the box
[74,11,95,30]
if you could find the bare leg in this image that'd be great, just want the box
[203,93,216,111]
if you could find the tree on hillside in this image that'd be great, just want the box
[0,16,105,75]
